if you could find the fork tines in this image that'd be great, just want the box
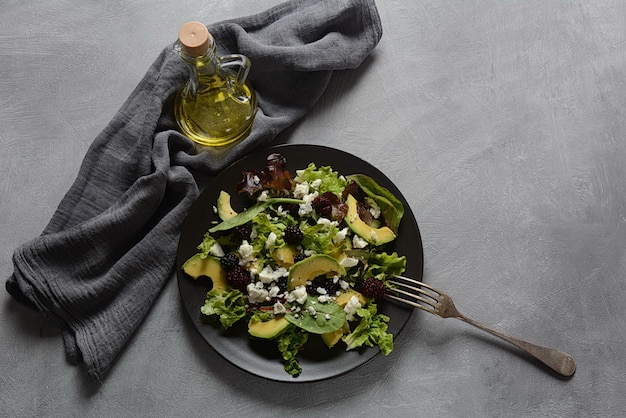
[385,275,441,313]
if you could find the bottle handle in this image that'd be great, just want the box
[218,54,253,103]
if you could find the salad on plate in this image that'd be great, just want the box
[182,153,407,377]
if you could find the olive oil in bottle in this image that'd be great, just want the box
[174,21,257,147]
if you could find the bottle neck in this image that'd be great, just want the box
[174,41,221,99]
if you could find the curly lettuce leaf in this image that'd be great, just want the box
[295,163,348,197]
[364,251,407,282]
[276,327,309,377]
[200,289,247,329]
[342,303,393,355]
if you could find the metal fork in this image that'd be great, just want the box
[386,275,576,377]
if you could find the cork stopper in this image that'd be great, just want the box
[178,21,212,57]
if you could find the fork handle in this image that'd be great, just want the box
[457,314,576,377]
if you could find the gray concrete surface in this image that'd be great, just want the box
[2,1,625,416]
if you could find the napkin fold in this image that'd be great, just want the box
[6,0,382,381]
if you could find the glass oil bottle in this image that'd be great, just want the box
[174,21,257,147]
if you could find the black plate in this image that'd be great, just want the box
[176,144,423,382]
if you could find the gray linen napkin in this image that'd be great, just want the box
[6,0,382,381]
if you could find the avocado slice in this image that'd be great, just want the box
[344,194,397,246]
[272,245,298,268]
[248,316,291,339]
[287,254,346,290]
[322,320,350,348]
[216,190,238,221]
[335,289,369,307]
[182,253,228,293]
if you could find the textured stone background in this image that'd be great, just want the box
[2,1,625,416]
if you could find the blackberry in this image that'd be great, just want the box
[284,203,301,217]
[226,266,251,291]
[221,253,239,271]
[284,225,304,245]
[359,277,386,299]
[235,224,252,241]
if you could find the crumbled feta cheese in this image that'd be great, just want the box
[325,314,331,320]
[311,179,322,190]
[317,217,332,227]
[288,286,308,304]
[339,256,359,268]
[273,302,287,315]
[209,242,225,257]
[339,280,350,290]
[265,231,277,250]
[257,190,269,202]
[352,235,369,249]
[333,227,349,244]
[269,285,282,298]
[238,240,254,259]
[370,229,378,241]
[293,182,310,199]
[365,197,381,218]
[316,287,327,295]
[247,283,269,304]
[344,295,362,321]
[276,205,288,217]
[318,294,332,303]
[298,191,319,217]
[304,249,316,257]
[258,265,288,284]
[212,205,218,214]
[253,175,260,185]
[307,305,317,316]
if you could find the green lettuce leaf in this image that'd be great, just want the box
[346,174,404,233]
[276,327,309,377]
[200,289,247,329]
[285,296,346,334]
[342,303,393,355]
[364,251,407,282]
[295,163,348,197]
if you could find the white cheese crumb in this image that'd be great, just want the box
[269,285,282,298]
[339,280,350,290]
[307,305,317,316]
[209,242,225,257]
[317,217,332,228]
[238,240,253,259]
[311,179,322,190]
[274,302,287,315]
[293,182,310,199]
[318,294,332,303]
[265,231,277,250]
[212,205,218,214]
[339,256,359,268]
[333,227,349,244]
[257,190,269,202]
[352,235,369,249]
[325,314,331,320]
[287,286,308,304]
[344,295,362,321]
[365,197,381,219]
[258,265,288,284]
[247,283,269,304]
